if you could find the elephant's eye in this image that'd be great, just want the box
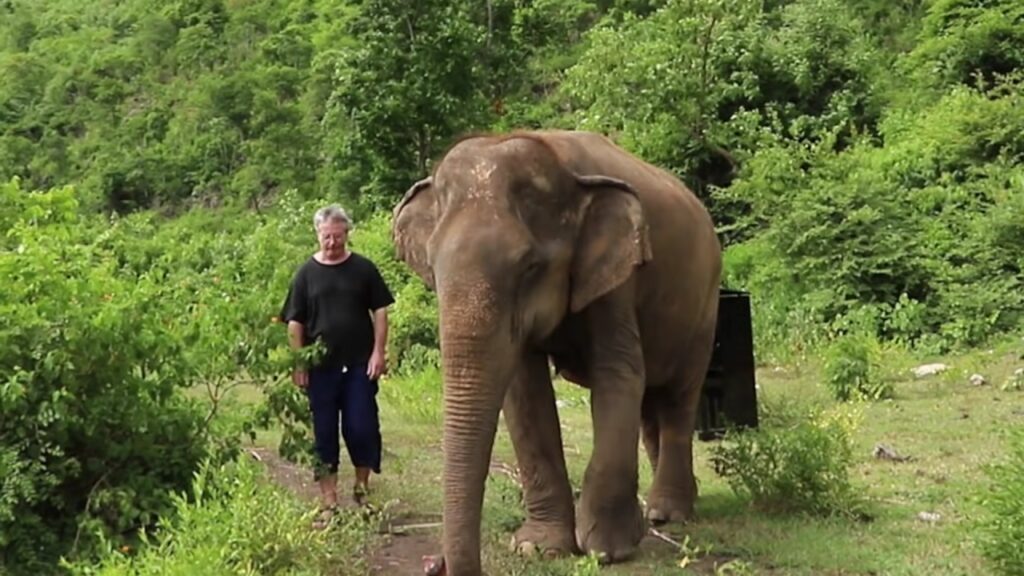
[522,259,545,279]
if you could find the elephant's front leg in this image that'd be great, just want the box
[503,352,578,558]
[575,288,646,563]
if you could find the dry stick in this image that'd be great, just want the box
[388,521,444,534]
[70,469,113,557]
[648,527,684,550]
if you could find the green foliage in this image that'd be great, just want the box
[563,0,880,209]
[563,0,762,198]
[320,0,533,208]
[0,180,209,572]
[710,405,864,518]
[908,0,1024,92]
[823,331,891,401]
[975,428,1024,575]
[721,72,1024,360]
[65,456,371,576]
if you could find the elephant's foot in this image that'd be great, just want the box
[646,470,697,525]
[511,520,578,558]
[645,493,694,525]
[574,491,646,564]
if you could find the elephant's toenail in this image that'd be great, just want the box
[517,541,538,556]
[543,548,563,559]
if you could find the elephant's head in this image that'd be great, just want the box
[391,133,651,575]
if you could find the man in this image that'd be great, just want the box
[279,204,394,528]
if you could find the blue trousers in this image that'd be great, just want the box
[307,363,381,480]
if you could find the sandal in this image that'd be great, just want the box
[311,505,337,530]
[352,483,368,506]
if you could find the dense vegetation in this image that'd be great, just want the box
[1,0,1022,574]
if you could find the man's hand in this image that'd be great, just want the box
[292,369,309,389]
[367,349,387,380]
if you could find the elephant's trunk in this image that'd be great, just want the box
[437,290,515,576]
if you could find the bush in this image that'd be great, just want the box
[907,0,1024,91]
[65,457,372,576]
[710,404,864,517]
[975,428,1024,575]
[823,331,891,401]
[0,181,211,573]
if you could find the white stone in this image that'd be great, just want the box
[912,363,949,378]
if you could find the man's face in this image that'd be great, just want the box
[317,220,348,258]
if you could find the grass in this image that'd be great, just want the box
[234,332,1024,575]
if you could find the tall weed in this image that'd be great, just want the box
[710,404,865,518]
[66,457,371,576]
[975,428,1024,575]
[823,331,892,401]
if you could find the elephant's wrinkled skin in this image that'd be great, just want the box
[392,130,721,576]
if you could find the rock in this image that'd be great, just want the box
[912,363,948,378]
[969,373,987,386]
[872,443,912,462]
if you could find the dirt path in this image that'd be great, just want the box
[250,447,438,576]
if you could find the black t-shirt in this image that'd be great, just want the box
[279,252,395,368]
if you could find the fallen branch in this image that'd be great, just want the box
[648,527,683,549]
[387,521,444,534]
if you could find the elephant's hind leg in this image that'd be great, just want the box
[645,327,716,525]
[503,352,578,558]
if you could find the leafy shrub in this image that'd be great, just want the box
[0,181,214,573]
[907,0,1024,91]
[975,428,1024,575]
[710,404,864,517]
[823,331,891,401]
[65,457,371,576]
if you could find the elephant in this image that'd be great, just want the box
[391,129,722,576]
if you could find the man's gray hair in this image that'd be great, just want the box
[313,204,352,231]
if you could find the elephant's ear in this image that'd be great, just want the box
[392,176,438,290]
[570,175,653,313]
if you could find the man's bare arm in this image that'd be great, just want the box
[367,308,389,379]
[287,320,305,350]
[372,308,388,357]
[287,321,308,388]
